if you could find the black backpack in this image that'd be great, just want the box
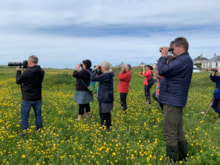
[148,74,155,86]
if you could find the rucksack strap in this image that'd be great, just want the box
[79,78,88,88]
[86,69,92,75]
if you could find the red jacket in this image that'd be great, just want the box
[141,70,153,85]
[118,70,131,93]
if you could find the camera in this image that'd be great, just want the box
[8,60,28,68]
[159,47,174,52]
[213,69,218,72]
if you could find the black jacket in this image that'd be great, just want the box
[73,69,91,91]
[16,65,45,101]
[91,70,114,103]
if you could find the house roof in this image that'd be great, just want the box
[193,56,208,61]
[208,55,220,62]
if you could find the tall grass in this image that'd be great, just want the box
[0,67,219,164]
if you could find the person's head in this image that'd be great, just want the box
[171,37,188,58]
[28,55,38,67]
[146,65,153,71]
[82,59,91,69]
[123,64,131,72]
[101,61,112,73]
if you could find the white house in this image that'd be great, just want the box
[193,54,208,64]
[202,53,220,69]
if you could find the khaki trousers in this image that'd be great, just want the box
[163,104,186,147]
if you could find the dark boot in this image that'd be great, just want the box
[166,145,178,164]
[146,96,151,104]
[178,141,188,161]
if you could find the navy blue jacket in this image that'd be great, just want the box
[210,74,220,99]
[90,70,114,103]
[158,52,193,107]
[210,74,220,90]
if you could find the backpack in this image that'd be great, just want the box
[79,69,99,94]
[148,74,155,86]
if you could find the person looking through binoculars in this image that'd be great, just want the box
[210,68,220,117]
[141,65,154,104]
[72,59,93,121]
[118,64,131,112]
[158,37,193,163]
[90,61,114,131]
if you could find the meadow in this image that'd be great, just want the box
[0,66,220,165]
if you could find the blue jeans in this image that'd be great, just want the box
[21,100,43,131]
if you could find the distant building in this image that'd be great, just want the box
[193,53,208,64]
[202,53,220,69]
[115,61,124,68]
[139,62,156,70]
[139,62,145,67]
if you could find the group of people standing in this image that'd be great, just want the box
[15,37,194,164]
[72,60,132,130]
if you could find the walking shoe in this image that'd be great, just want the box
[20,131,26,137]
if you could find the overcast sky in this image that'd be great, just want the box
[0,0,220,68]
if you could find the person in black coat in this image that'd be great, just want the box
[16,55,44,135]
[73,60,93,120]
[90,61,114,130]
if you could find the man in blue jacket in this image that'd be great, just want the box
[158,37,193,163]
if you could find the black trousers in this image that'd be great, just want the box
[120,93,128,110]
[144,85,152,101]
[78,103,90,115]
[102,112,111,129]
[99,102,111,129]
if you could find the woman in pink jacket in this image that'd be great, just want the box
[141,65,153,104]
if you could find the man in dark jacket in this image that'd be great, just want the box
[158,37,193,163]
[16,55,44,134]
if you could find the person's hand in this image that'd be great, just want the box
[95,65,100,70]
[75,63,81,71]
[160,47,169,57]
[121,66,125,72]
[16,67,21,71]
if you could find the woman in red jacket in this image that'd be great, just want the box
[118,64,132,111]
[141,65,153,104]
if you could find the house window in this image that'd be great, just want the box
[216,63,218,67]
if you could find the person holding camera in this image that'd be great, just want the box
[90,61,114,130]
[141,65,154,104]
[16,55,45,135]
[73,59,93,121]
[158,37,193,163]
[118,64,131,112]
[210,68,220,117]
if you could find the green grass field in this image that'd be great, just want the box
[0,67,220,164]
